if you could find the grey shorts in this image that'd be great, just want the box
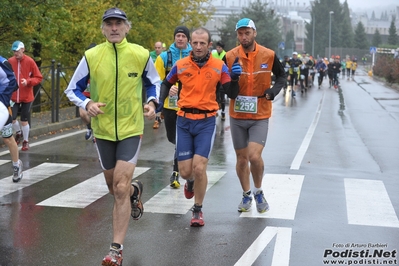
[229,117,269,150]
[95,136,142,170]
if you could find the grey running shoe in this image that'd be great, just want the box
[238,193,252,212]
[12,159,23,183]
[130,180,143,220]
[254,190,270,213]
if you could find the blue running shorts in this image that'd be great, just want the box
[176,116,216,161]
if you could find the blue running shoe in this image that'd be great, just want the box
[254,190,270,213]
[238,192,252,212]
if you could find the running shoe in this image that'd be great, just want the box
[190,205,204,227]
[85,128,92,140]
[238,193,252,212]
[12,159,23,183]
[102,248,123,266]
[169,171,180,189]
[21,141,29,151]
[254,190,270,213]
[15,132,22,145]
[152,120,160,129]
[130,180,144,220]
[184,180,194,199]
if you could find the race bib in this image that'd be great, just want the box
[168,95,178,108]
[293,67,299,72]
[234,96,257,113]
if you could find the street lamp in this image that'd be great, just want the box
[312,15,315,56]
[329,11,334,58]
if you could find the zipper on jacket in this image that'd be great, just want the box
[113,44,119,140]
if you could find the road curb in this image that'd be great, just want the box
[0,118,82,146]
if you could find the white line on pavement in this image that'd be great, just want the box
[0,130,86,157]
[240,174,304,220]
[0,163,78,198]
[37,167,150,208]
[144,171,226,214]
[344,178,399,228]
[0,160,10,166]
[290,91,325,170]
[234,226,292,266]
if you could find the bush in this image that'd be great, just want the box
[373,55,399,84]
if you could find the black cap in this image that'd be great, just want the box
[102,7,127,21]
[174,26,190,42]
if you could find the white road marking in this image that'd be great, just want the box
[0,160,10,166]
[290,91,325,170]
[234,226,292,266]
[144,171,226,214]
[240,174,304,220]
[344,178,399,228]
[37,167,150,208]
[0,130,85,156]
[0,163,78,198]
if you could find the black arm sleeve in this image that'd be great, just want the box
[223,80,239,99]
[269,54,287,96]
[159,79,173,105]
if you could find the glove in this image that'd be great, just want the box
[264,88,275,101]
[230,57,242,80]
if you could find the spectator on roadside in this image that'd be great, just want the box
[212,41,228,121]
[160,27,240,226]
[8,41,43,151]
[65,7,160,266]
[154,26,192,188]
[226,18,286,214]
[0,55,23,182]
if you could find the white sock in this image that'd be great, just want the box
[253,187,262,195]
[13,121,21,133]
[21,124,30,141]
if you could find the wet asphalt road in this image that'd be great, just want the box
[0,70,398,266]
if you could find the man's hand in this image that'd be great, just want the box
[264,88,275,101]
[143,103,156,120]
[230,57,242,80]
[169,85,178,97]
[21,78,27,86]
[86,101,106,117]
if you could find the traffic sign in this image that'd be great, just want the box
[370,46,377,54]
[279,42,285,49]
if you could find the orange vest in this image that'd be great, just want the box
[174,55,226,120]
[226,42,275,119]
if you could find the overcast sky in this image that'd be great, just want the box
[214,0,398,12]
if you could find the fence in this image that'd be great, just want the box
[33,60,79,123]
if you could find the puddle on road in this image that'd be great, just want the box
[337,86,347,124]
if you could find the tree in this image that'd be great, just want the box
[340,1,354,48]
[0,0,213,66]
[285,30,296,53]
[371,11,376,20]
[372,29,382,47]
[354,21,369,49]
[305,0,343,57]
[387,16,398,45]
[217,0,282,51]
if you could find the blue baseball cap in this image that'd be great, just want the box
[235,18,256,31]
[102,7,127,21]
[12,41,25,51]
